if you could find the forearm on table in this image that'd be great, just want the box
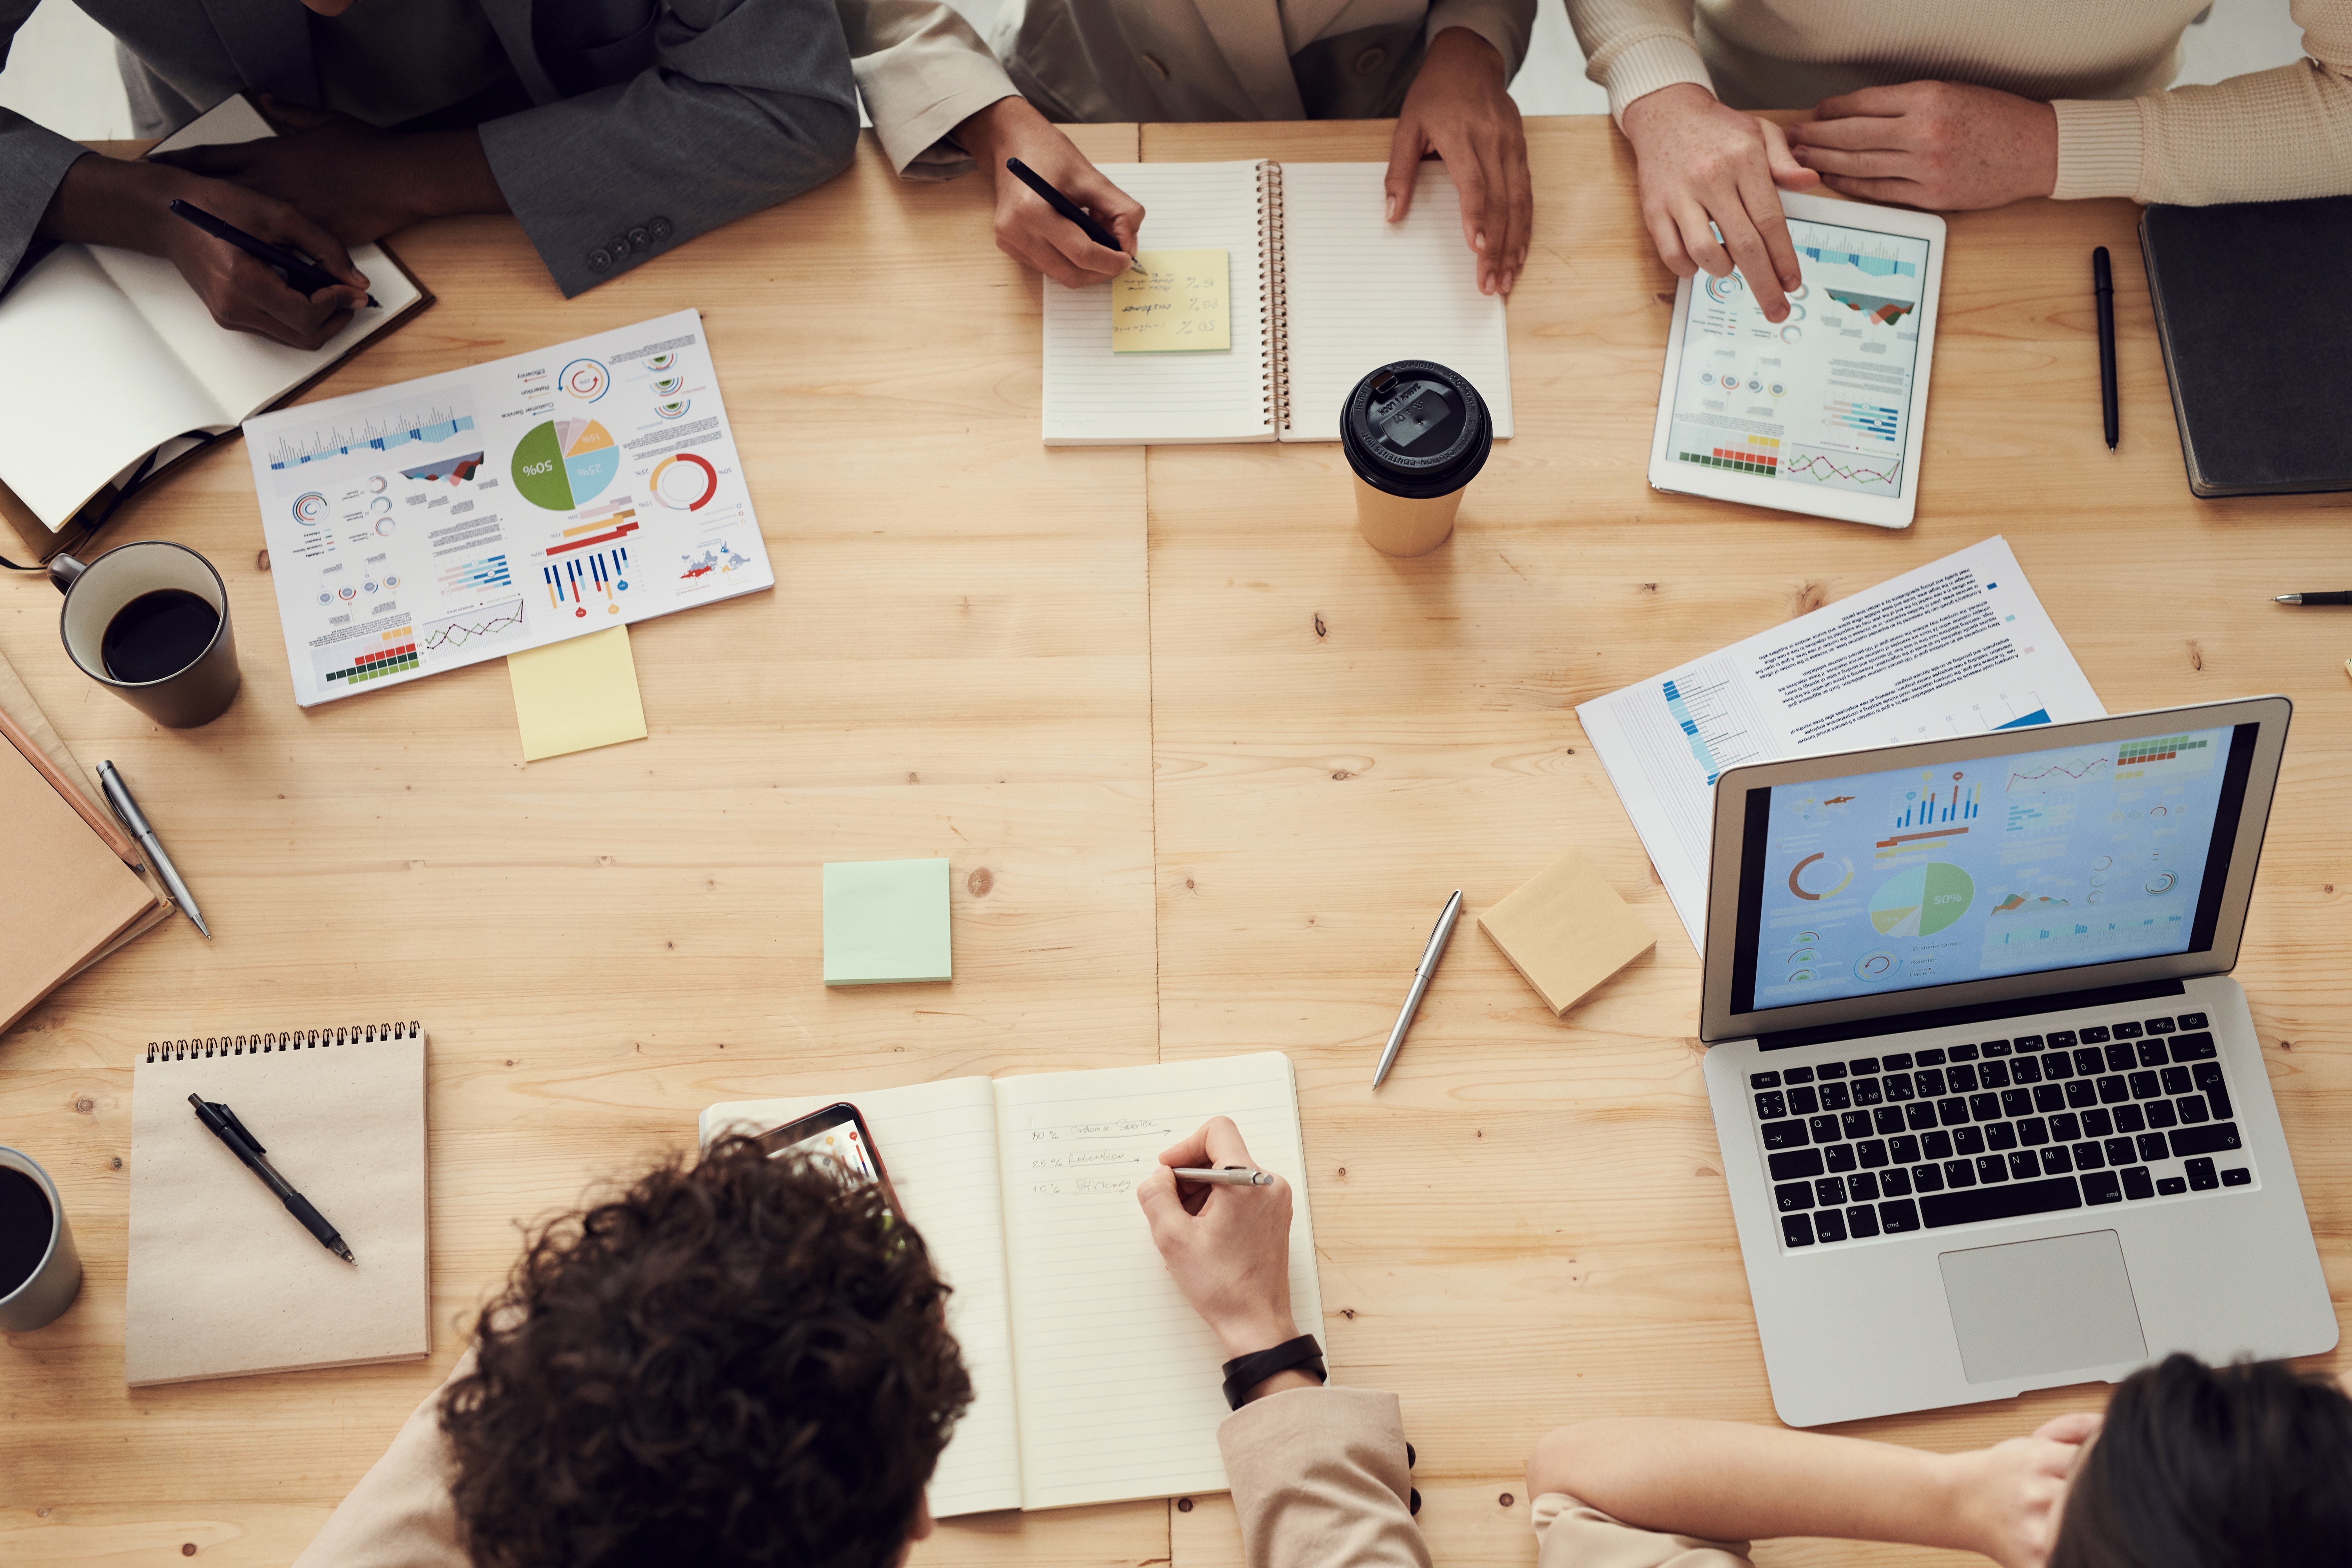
[1526,1419,1973,1550]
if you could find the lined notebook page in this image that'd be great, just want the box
[700,1078,1021,1517]
[994,1053,1321,1510]
[1042,162,1272,445]
[1277,162,1515,442]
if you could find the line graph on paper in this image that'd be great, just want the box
[422,597,527,654]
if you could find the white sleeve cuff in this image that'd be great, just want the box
[2051,97,2145,201]
[1592,31,1715,124]
[856,59,1020,180]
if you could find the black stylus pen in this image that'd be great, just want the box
[189,1094,356,1263]
[2274,592,2352,605]
[1003,158,1143,275]
[167,198,379,307]
[2092,245,2118,450]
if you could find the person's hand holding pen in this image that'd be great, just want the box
[1137,1117,1319,1403]
[953,96,1146,287]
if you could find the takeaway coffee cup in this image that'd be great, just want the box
[1339,359,1492,557]
[51,540,241,728]
[0,1146,82,1334]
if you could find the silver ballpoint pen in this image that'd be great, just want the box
[1371,891,1463,1089]
[96,761,209,938]
[1173,1167,1273,1186]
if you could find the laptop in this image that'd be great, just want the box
[1697,697,2336,1426]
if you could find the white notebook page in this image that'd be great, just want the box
[994,1053,1321,1510]
[1277,162,1515,442]
[700,1078,1023,1517]
[1042,161,1273,445]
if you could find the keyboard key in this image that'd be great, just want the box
[1879,1199,1922,1234]
[1769,1149,1826,1181]
[2049,1113,2082,1143]
[1755,1091,1787,1119]
[1882,1053,1913,1071]
[2128,1070,2160,1099]
[1970,1093,2002,1122]
[1950,1042,1980,1062]
[2113,1021,2142,1038]
[2221,1167,2251,1187]
[2032,1084,2064,1113]
[2122,1165,2156,1200]
[2137,1132,2171,1163]
[2013,1056,2043,1085]
[1817,1176,1848,1206]
[1980,1061,2012,1089]
[1857,1139,1889,1169]
[2047,1030,2078,1049]
[2145,1101,2179,1130]
[1788,1086,1820,1116]
[1936,1097,1969,1127]
[2178,1012,2207,1029]
[1814,1207,1849,1243]
[2193,1063,2232,1119]
[1848,1171,1881,1201]
[2009,1151,2041,1180]
[1848,1056,1881,1075]
[2074,1047,2104,1076]
[2170,1122,2242,1158]
[1846,1205,1880,1238]
[1923,1131,1954,1161]
[1784,1065,1816,1085]
[1943,1159,1976,1188]
[1819,1081,1852,1111]
[2083,1109,2114,1138]
[2080,1025,2110,1044]
[2158,1176,2188,1196]
[1986,1122,2018,1151]
[1915,1068,1947,1097]
[2170,1031,2217,1062]
[2184,1157,2219,1191]
[1976,1154,2009,1183]
[2175,1096,2209,1125]
[1762,1119,1809,1149]
[1954,1126,1986,1156]
[1921,1175,2082,1229]
[2040,1146,2074,1176]
[2011,1035,2043,1051]
[2065,1080,2098,1110]
[1883,1073,1915,1101]
[2082,1170,2123,1205]
[1824,1143,1858,1173]
[2071,1141,2105,1170]
[2097,1075,2129,1104]
[2041,1053,2072,1080]
[2002,1089,2033,1117]
[2144,1016,2176,1034]
[1775,1181,1814,1212]
[1841,1110,1873,1140]
[1889,1135,1922,1164]
[2104,1043,2135,1073]
[1810,1114,1844,1142]
[1853,1078,1885,1107]
[1915,1048,1946,1067]
[1905,1103,1939,1132]
[1782,1213,1815,1247]
[1981,1038,2013,1056]
[1817,1061,1848,1080]
[2017,1117,2049,1147]
[1882,1168,1914,1198]
[2113,1104,2147,1134]
[1948,1063,1978,1093]
[1911,1163,1945,1192]
[2137,1040,2168,1068]
[1873,1106,1904,1135]
[2104,1137,2138,1166]
[2161,1065,2192,1096]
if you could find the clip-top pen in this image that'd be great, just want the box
[97,761,207,937]
[1173,1166,1274,1187]
[189,1094,356,1263]
[1371,890,1464,1089]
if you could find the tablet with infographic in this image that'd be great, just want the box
[243,309,771,706]
[1647,194,1946,530]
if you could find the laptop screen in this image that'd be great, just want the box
[1730,721,2259,1014]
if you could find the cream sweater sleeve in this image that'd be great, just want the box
[1562,0,1714,123]
[2052,0,2352,204]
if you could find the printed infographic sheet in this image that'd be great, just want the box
[244,310,769,706]
[1577,538,2105,952]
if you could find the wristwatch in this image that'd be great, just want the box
[1221,1333,1327,1410]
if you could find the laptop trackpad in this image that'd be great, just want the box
[1939,1230,2147,1384]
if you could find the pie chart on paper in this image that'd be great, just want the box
[512,418,620,510]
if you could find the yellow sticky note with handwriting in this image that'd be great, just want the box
[507,624,648,762]
[1111,249,1231,353]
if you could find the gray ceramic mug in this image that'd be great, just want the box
[52,541,241,728]
[0,1146,83,1333]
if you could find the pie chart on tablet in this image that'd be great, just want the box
[512,418,620,510]
[652,451,719,510]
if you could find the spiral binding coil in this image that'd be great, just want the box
[1259,161,1290,434]
[145,1020,422,1062]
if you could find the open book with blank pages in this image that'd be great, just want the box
[126,1023,430,1386]
[1043,162,1513,445]
[0,94,429,544]
[700,1051,1322,1515]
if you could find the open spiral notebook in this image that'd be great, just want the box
[1042,161,1514,445]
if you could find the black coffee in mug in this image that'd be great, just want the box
[0,1165,52,1297]
[102,588,222,684]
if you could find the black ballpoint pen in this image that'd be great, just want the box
[1004,158,1143,275]
[167,198,380,307]
[2093,245,2118,450]
[188,1094,356,1263]
[2274,592,2352,605]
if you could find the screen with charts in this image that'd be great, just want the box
[1742,724,2249,1010]
[1665,217,1931,499]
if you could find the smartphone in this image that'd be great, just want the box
[754,1103,901,1214]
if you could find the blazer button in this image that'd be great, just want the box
[1141,53,1168,78]
[1356,45,1386,74]
[648,216,673,240]
[588,248,612,273]
[628,226,650,248]
[608,234,632,258]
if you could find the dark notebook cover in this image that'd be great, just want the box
[2141,197,2352,498]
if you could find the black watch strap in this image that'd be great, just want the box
[1221,1333,1327,1410]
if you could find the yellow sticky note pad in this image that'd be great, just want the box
[506,625,648,762]
[1111,250,1231,353]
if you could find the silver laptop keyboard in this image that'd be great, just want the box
[1751,1010,2254,1250]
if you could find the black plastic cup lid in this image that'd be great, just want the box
[1340,359,1491,499]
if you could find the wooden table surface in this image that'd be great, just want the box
[4,116,2346,1568]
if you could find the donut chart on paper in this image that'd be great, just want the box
[651,451,718,510]
[512,419,620,510]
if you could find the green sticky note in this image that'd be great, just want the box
[823,859,952,985]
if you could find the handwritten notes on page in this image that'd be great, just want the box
[1111,250,1232,353]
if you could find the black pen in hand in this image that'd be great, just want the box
[189,1093,356,1263]
[1004,158,1144,276]
[167,199,379,308]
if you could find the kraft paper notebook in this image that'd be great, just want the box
[1042,161,1514,445]
[700,1051,1321,1515]
[126,1024,430,1386]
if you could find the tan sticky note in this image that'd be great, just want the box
[1111,250,1231,352]
[1478,848,1657,1016]
[507,625,647,762]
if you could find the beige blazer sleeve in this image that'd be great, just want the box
[1531,1492,1756,1568]
[1218,1385,1433,1568]
[835,0,1018,179]
[290,1356,474,1568]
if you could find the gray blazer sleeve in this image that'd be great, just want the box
[478,0,860,297]
[0,0,98,285]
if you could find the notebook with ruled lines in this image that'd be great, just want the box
[1042,162,1514,445]
[700,1051,1321,1514]
[125,1023,429,1386]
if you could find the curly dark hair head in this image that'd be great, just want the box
[441,1134,972,1568]
[2052,1353,2352,1568]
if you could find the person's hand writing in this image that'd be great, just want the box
[1944,1411,2101,1568]
[1619,82,1817,323]
[1387,26,1530,297]
[953,96,1144,288]
[1136,1117,1308,1398]
[1787,82,2058,211]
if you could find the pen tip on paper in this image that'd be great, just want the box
[334,1242,356,1264]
